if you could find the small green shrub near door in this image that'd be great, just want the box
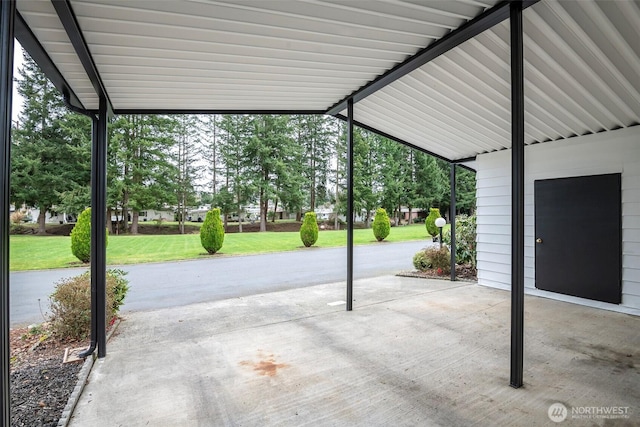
[200,208,225,254]
[300,212,319,247]
[372,208,391,241]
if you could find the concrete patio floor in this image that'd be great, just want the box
[69,276,639,426]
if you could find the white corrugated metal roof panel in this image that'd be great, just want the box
[14,0,640,161]
[17,0,497,111]
[348,0,640,160]
[17,0,98,109]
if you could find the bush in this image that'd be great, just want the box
[443,214,477,268]
[300,212,319,247]
[427,247,451,274]
[49,269,129,340]
[70,208,108,263]
[425,208,441,238]
[412,247,451,274]
[10,211,25,225]
[413,251,431,271]
[200,208,225,254]
[372,208,391,241]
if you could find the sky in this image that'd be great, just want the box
[12,41,24,123]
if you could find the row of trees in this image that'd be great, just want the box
[11,50,475,235]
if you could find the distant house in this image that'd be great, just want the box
[110,208,173,222]
[28,208,76,224]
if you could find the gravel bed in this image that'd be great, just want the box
[10,357,82,427]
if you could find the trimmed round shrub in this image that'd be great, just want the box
[300,211,319,247]
[372,207,391,241]
[70,208,108,263]
[425,207,441,238]
[71,208,91,263]
[200,208,225,254]
[49,269,129,340]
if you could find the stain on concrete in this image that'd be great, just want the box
[240,352,288,377]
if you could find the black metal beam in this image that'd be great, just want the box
[346,100,354,311]
[326,1,539,116]
[51,0,113,114]
[0,1,14,422]
[115,109,327,116]
[453,156,478,164]
[0,3,15,423]
[94,96,108,358]
[510,1,525,389]
[450,164,457,281]
[14,11,84,110]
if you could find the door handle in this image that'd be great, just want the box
[536,238,543,243]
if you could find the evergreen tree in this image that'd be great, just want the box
[11,51,90,234]
[202,114,222,196]
[244,115,294,231]
[173,115,202,234]
[353,129,380,227]
[294,115,334,211]
[110,114,180,234]
[219,115,251,232]
[455,167,477,215]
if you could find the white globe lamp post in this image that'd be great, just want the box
[435,217,446,249]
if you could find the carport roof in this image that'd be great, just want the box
[14,0,640,162]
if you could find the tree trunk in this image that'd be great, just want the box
[179,193,185,235]
[272,198,278,223]
[106,207,113,234]
[260,190,267,232]
[37,209,46,235]
[131,211,139,234]
[365,211,371,229]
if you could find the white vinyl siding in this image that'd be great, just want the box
[475,126,640,314]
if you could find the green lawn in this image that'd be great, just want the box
[10,224,436,271]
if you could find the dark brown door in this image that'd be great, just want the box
[535,174,621,304]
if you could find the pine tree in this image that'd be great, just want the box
[219,115,251,232]
[173,115,202,234]
[109,114,180,234]
[12,50,91,234]
[244,115,294,231]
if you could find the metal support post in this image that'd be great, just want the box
[510,0,525,389]
[0,2,15,424]
[346,99,354,311]
[94,96,108,357]
[450,164,456,281]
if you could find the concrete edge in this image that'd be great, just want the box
[57,318,122,427]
